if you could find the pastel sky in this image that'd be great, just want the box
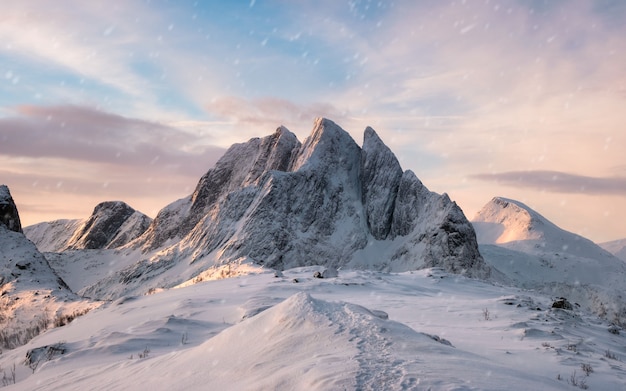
[1,0,625,243]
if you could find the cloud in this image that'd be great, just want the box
[0,104,225,176]
[0,104,226,224]
[205,96,348,134]
[472,171,626,196]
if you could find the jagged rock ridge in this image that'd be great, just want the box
[25,201,152,252]
[108,118,488,293]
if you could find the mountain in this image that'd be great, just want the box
[599,238,626,262]
[0,185,96,349]
[25,201,152,253]
[77,118,488,299]
[472,197,614,259]
[472,196,626,324]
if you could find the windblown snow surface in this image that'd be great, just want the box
[1,265,626,390]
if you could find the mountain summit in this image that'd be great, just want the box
[138,119,486,273]
[472,196,613,259]
[25,201,151,252]
[472,196,626,324]
[78,118,487,297]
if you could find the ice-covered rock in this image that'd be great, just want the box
[0,184,22,233]
[360,126,403,240]
[473,197,615,260]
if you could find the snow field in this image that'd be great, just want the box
[2,267,625,390]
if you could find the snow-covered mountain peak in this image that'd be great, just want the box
[291,117,360,173]
[472,196,613,257]
[67,200,151,250]
[0,184,22,233]
[360,125,403,240]
[25,200,151,252]
[473,196,626,324]
[73,119,488,299]
[472,196,562,244]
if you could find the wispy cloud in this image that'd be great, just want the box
[472,171,626,196]
[0,105,224,175]
[0,104,225,223]
[205,96,346,134]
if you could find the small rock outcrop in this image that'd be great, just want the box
[551,298,573,310]
[0,185,22,233]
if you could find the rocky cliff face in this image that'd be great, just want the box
[25,201,151,252]
[121,118,488,286]
[0,184,22,233]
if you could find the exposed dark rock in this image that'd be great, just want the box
[65,201,151,250]
[551,297,573,310]
[0,185,22,233]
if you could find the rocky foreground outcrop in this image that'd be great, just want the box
[0,184,22,233]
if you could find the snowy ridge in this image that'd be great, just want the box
[76,118,487,299]
[473,197,613,260]
[25,201,151,252]
[24,219,83,253]
[600,238,626,262]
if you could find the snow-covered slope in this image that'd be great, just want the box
[473,197,626,325]
[600,238,626,262]
[473,197,614,260]
[2,267,625,390]
[25,201,151,252]
[78,118,488,299]
[0,186,97,350]
[23,219,83,253]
